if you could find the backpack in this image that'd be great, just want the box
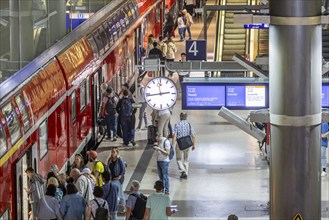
[92,199,108,220]
[97,161,111,177]
[120,98,132,117]
[105,96,117,115]
[131,193,147,219]
[164,138,175,160]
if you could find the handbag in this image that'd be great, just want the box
[177,123,193,150]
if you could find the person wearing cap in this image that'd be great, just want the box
[173,112,196,179]
[153,133,171,194]
[125,180,143,220]
[70,168,94,202]
[102,171,120,220]
[25,167,45,220]
[143,180,175,220]
[87,150,104,186]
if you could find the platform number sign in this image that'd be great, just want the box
[186,40,206,61]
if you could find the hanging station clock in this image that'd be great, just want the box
[144,77,178,110]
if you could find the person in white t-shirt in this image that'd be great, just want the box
[153,133,171,194]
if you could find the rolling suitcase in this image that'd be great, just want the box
[147,125,157,144]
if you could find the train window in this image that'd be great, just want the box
[39,120,48,160]
[80,80,86,111]
[125,5,134,24]
[92,30,105,55]
[87,35,99,59]
[127,3,134,20]
[98,25,108,51]
[103,21,113,46]
[120,9,128,31]
[112,14,121,37]
[2,102,21,145]
[15,95,30,132]
[72,92,76,121]
[108,18,117,42]
[0,125,7,158]
[86,77,90,105]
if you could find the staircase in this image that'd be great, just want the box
[258,29,268,56]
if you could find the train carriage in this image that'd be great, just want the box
[0,0,178,219]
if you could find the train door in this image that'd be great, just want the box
[15,143,38,220]
[70,91,78,156]
[92,69,101,145]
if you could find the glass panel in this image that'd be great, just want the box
[72,92,76,121]
[80,80,86,110]
[0,125,7,158]
[39,120,48,159]
[102,21,113,46]
[2,102,21,145]
[87,35,99,59]
[109,17,118,42]
[98,25,108,50]
[92,30,104,53]
[15,95,30,132]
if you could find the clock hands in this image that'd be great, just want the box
[145,91,171,97]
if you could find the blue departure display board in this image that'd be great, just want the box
[182,83,268,110]
[322,85,329,107]
[185,85,225,109]
[182,82,329,110]
[226,85,266,107]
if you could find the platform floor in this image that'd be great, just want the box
[96,1,329,219]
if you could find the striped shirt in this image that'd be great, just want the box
[173,120,195,139]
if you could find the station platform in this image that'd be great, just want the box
[94,1,329,219]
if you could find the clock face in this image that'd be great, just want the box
[144,77,177,110]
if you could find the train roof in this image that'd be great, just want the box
[0,0,137,103]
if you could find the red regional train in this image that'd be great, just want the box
[0,0,178,219]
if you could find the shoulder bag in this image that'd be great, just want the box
[176,123,193,150]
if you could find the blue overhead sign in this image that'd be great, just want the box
[244,23,269,29]
[186,40,207,61]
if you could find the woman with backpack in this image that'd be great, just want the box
[37,184,63,220]
[166,37,177,77]
[85,186,110,220]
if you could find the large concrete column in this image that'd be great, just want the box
[49,0,66,46]
[10,0,34,69]
[269,0,322,219]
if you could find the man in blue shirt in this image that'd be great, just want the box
[321,122,328,177]
[102,172,120,220]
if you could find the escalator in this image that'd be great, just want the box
[215,0,249,77]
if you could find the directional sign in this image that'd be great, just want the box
[293,213,303,220]
[186,40,206,61]
[244,23,269,29]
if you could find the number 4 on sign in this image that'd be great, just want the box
[188,41,198,56]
